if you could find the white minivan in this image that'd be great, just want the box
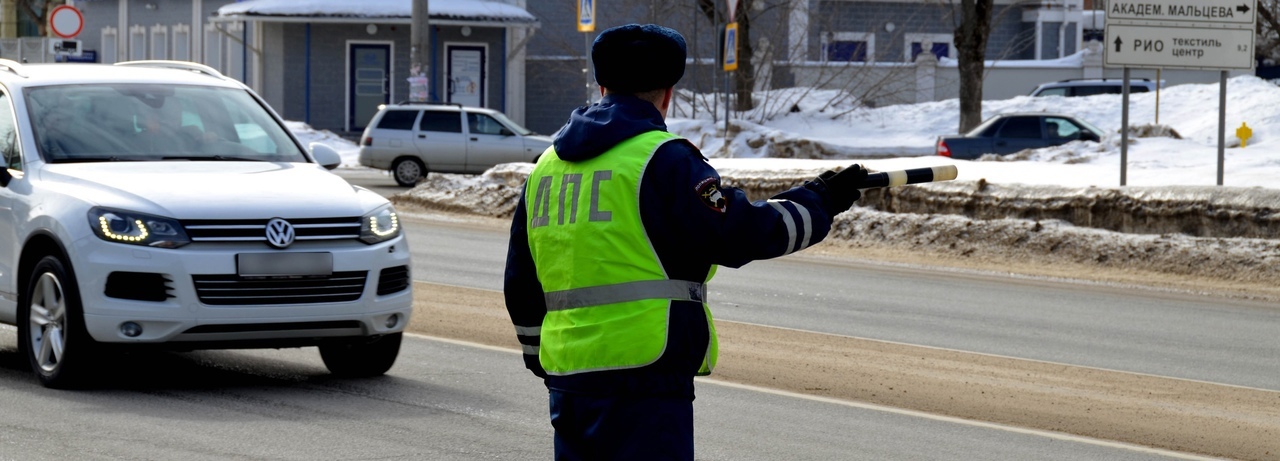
[357,103,552,186]
[0,60,412,388]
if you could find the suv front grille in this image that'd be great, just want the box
[192,271,368,305]
[182,217,362,243]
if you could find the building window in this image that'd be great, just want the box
[821,32,874,63]
[172,24,190,62]
[150,25,168,60]
[100,27,117,64]
[129,25,147,61]
[224,22,245,82]
[904,33,955,61]
[203,23,222,72]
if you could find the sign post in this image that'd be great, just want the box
[1105,0,1256,186]
[578,0,596,104]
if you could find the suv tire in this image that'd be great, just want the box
[391,157,426,187]
[319,332,402,377]
[18,255,99,389]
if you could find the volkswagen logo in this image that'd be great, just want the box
[265,218,296,249]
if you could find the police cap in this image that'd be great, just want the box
[592,24,687,94]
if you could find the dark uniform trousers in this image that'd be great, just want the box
[550,388,695,460]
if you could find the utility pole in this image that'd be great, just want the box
[409,0,430,102]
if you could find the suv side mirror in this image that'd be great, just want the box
[309,142,343,170]
[500,128,514,137]
[0,168,10,187]
[1081,131,1100,142]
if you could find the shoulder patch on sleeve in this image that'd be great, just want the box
[695,177,727,213]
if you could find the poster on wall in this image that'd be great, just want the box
[448,47,483,107]
[407,63,429,102]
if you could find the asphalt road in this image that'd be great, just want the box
[0,168,1245,459]
[395,211,1280,392]
[0,329,1181,460]
[336,166,1280,391]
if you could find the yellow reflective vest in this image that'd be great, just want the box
[526,130,718,376]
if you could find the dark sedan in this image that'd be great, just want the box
[936,113,1104,159]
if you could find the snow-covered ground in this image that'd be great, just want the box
[290,76,1280,291]
[301,75,1280,191]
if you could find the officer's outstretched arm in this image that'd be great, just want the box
[503,191,548,378]
[644,143,839,269]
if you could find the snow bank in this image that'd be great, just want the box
[864,181,1280,238]
[390,165,1280,283]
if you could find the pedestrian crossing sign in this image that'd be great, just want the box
[578,0,595,32]
[723,22,739,71]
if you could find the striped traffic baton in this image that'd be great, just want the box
[857,165,958,189]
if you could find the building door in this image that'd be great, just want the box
[350,43,391,131]
[446,44,485,107]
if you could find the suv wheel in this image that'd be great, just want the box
[391,157,426,187]
[319,332,402,377]
[18,255,99,389]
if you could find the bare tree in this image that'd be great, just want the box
[697,0,757,111]
[953,0,994,133]
[17,0,56,37]
[1256,0,1280,64]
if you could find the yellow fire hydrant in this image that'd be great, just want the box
[1236,122,1252,148]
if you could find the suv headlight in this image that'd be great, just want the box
[359,204,401,244]
[87,207,191,248]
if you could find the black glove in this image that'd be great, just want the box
[811,164,868,212]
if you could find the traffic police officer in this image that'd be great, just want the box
[504,23,868,460]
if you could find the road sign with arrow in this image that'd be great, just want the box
[1105,0,1255,26]
[1105,23,1254,69]
[1105,0,1256,70]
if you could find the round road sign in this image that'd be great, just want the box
[49,5,84,39]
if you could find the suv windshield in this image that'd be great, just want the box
[26,84,306,163]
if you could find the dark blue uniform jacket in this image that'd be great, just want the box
[504,94,844,397]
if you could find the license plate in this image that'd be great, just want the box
[237,252,333,277]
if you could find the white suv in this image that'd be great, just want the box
[358,103,552,186]
[0,60,412,388]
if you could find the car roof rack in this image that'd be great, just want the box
[395,100,464,108]
[114,60,224,78]
[0,59,28,78]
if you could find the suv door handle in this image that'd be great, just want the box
[418,134,426,138]
[470,137,478,141]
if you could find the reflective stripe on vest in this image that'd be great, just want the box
[526,130,718,376]
[545,279,707,311]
